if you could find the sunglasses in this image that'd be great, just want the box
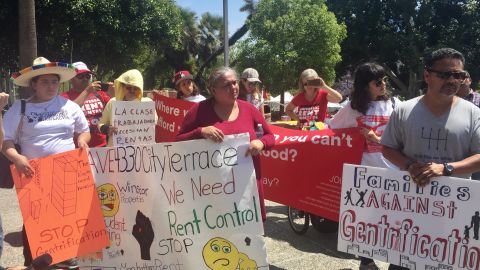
[374,77,388,87]
[427,69,468,80]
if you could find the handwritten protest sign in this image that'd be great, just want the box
[111,101,156,146]
[260,125,364,221]
[80,134,268,269]
[153,92,194,142]
[338,164,480,270]
[151,94,366,221]
[11,149,109,264]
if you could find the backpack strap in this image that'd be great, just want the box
[391,96,396,110]
[20,99,26,114]
[15,99,26,144]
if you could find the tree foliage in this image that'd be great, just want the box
[1,0,185,89]
[326,0,480,97]
[234,0,346,96]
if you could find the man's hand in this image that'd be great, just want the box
[408,162,444,187]
[84,81,101,94]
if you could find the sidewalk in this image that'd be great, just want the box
[0,188,389,269]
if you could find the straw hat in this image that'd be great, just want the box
[11,57,77,87]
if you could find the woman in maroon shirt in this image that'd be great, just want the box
[176,67,275,222]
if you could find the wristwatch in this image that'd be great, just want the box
[443,163,454,176]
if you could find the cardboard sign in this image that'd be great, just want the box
[260,125,364,221]
[153,92,194,143]
[111,101,156,146]
[338,164,480,270]
[80,134,268,269]
[11,149,109,264]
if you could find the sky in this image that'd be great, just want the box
[175,0,249,34]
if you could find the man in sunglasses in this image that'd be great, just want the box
[61,62,111,147]
[380,48,480,269]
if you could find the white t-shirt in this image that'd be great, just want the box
[3,96,89,159]
[246,93,263,110]
[329,98,400,169]
[183,94,206,103]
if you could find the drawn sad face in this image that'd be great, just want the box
[97,183,120,217]
[202,237,240,270]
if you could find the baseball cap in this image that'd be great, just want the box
[241,68,261,83]
[174,71,193,85]
[72,61,92,75]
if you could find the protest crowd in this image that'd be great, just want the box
[0,46,479,270]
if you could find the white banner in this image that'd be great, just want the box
[338,164,480,270]
[80,134,269,270]
[111,101,156,146]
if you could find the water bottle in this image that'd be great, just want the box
[256,124,264,138]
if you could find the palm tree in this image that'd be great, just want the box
[18,0,37,99]
[196,0,256,80]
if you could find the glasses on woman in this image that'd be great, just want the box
[375,77,388,87]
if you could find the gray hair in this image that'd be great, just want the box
[298,68,319,92]
[207,67,237,93]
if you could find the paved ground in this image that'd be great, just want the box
[0,188,389,269]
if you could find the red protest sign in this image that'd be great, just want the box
[260,125,364,221]
[153,92,194,142]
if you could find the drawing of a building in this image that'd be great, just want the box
[51,156,78,216]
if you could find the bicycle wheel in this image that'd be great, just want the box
[310,215,338,233]
[287,206,310,235]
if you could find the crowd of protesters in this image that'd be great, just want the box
[0,47,479,270]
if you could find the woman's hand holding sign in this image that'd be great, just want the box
[245,139,265,157]
[201,126,224,143]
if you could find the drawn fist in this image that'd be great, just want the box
[132,210,154,260]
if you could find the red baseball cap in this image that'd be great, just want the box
[72,62,92,75]
[174,70,193,85]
